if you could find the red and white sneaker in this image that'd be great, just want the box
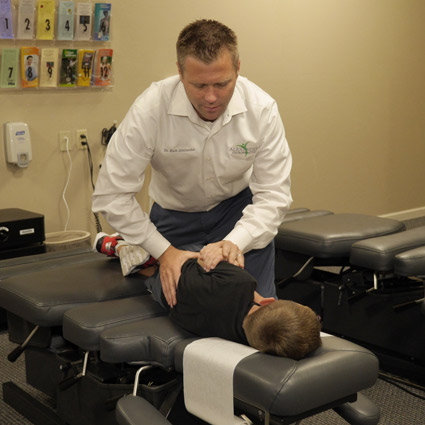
[118,244,157,276]
[93,232,123,257]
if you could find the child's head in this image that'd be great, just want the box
[242,300,322,360]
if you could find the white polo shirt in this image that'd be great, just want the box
[93,75,292,259]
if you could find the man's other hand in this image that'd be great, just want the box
[199,240,244,272]
[158,246,199,308]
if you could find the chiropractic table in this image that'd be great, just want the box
[275,211,425,385]
[1,210,423,425]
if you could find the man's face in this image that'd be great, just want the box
[178,49,240,122]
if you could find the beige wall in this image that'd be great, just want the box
[1,0,425,240]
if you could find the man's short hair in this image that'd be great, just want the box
[243,300,322,360]
[176,19,239,72]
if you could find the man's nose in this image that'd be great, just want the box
[204,87,217,103]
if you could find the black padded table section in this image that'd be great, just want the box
[174,335,379,419]
[280,210,333,224]
[276,213,404,258]
[99,314,379,420]
[394,245,425,277]
[0,254,148,327]
[0,248,97,325]
[285,208,311,215]
[350,226,425,271]
[100,316,193,368]
[0,248,96,278]
[63,294,167,352]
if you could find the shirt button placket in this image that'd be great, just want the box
[203,135,214,203]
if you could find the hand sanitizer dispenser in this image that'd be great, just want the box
[4,122,32,168]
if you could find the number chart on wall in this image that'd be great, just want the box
[0,0,113,90]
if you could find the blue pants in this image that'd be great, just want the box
[150,188,276,298]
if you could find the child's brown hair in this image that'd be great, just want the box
[243,300,322,360]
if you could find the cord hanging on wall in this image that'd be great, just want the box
[62,135,72,231]
[80,133,102,233]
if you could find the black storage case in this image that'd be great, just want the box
[0,208,45,260]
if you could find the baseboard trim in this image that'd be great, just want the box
[379,207,425,221]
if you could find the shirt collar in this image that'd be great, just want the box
[168,78,247,125]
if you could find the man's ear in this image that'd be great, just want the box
[177,62,183,80]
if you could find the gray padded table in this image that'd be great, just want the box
[350,227,425,271]
[0,251,148,327]
[276,213,404,258]
[98,315,379,423]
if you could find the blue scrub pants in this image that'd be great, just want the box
[149,188,276,298]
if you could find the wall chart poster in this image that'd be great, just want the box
[60,48,77,87]
[94,48,112,86]
[0,48,19,88]
[37,0,55,40]
[17,0,35,40]
[77,49,94,86]
[40,48,58,88]
[0,0,14,39]
[21,46,39,88]
[93,3,111,41]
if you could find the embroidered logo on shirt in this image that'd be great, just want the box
[230,142,257,157]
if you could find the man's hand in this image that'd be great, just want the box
[199,240,244,272]
[158,246,199,308]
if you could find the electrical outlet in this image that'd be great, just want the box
[59,131,72,151]
[76,129,88,149]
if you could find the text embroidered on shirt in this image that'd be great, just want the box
[163,148,196,153]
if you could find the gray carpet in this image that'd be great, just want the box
[0,330,52,425]
[1,330,425,425]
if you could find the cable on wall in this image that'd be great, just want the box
[62,136,73,231]
[80,134,102,233]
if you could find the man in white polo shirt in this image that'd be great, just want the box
[92,19,292,308]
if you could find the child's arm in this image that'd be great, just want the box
[137,265,158,277]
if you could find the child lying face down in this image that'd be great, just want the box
[95,233,322,360]
[168,258,322,360]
